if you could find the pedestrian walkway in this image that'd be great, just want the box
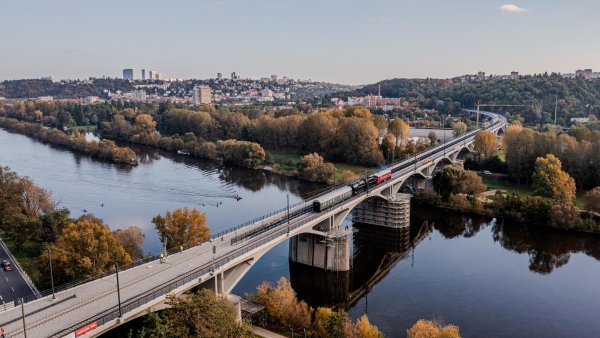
[251,325,287,338]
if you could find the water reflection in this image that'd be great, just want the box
[291,203,600,311]
[411,203,600,274]
[129,143,323,197]
[290,222,430,309]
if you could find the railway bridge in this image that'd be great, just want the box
[0,112,505,338]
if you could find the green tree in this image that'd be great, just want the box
[144,289,253,338]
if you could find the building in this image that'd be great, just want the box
[271,74,277,81]
[261,88,273,97]
[141,69,146,81]
[571,117,590,124]
[217,73,222,80]
[477,71,486,80]
[130,90,147,102]
[193,85,212,105]
[40,76,53,81]
[510,71,519,80]
[123,68,134,80]
[576,69,593,80]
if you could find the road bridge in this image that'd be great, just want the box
[0,111,506,338]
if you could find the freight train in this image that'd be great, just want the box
[312,170,392,212]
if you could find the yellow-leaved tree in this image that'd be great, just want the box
[407,319,461,338]
[152,207,210,249]
[255,277,313,332]
[44,218,132,280]
[473,130,498,161]
[532,154,576,202]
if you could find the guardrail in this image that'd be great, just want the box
[47,112,508,337]
[0,237,41,300]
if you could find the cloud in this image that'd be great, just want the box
[499,4,528,13]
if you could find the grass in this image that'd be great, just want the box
[266,149,374,181]
[481,175,586,208]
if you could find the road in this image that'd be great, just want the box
[0,241,37,307]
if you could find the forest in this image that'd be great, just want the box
[357,75,600,125]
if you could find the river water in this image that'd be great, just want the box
[2,128,600,337]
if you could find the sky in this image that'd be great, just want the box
[1,0,599,85]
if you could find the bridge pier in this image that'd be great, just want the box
[353,194,412,229]
[289,230,350,272]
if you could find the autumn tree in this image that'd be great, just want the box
[152,207,210,249]
[389,118,410,144]
[548,202,581,230]
[532,154,576,202]
[345,315,383,338]
[473,131,498,161]
[300,153,336,184]
[216,140,266,168]
[255,277,313,332]
[373,115,388,135]
[144,289,253,338]
[583,187,600,213]
[335,117,384,165]
[452,121,467,137]
[341,170,359,183]
[45,217,132,280]
[433,165,487,200]
[114,226,145,261]
[132,114,161,145]
[428,131,438,146]
[382,133,397,163]
[407,319,461,338]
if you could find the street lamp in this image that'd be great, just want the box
[115,262,122,318]
[48,248,55,300]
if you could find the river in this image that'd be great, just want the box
[2,128,600,337]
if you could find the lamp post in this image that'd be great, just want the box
[115,262,122,318]
[287,194,290,236]
[48,248,55,300]
[20,298,27,338]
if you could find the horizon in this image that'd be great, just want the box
[2,0,600,84]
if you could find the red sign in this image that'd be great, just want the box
[75,321,98,337]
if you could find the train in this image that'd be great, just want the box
[312,170,392,212]
[311,111,506,214]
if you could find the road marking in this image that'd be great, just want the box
[11,287,14,292]
[4,277,7,281]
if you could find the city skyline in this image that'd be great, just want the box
[1,0,600,84]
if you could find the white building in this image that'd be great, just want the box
[130,90,147,102]
[193,86,212,105]
[261,88,273,97]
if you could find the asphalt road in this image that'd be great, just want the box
[0,243,36,306]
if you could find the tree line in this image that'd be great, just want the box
[0,117,137,165]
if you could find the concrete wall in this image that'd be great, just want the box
[289,233,349,271]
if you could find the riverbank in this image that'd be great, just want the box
[0,117,137,165]
[413,190,600,235]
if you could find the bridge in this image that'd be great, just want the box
[0,111,506,338]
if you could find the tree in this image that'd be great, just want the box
[532,154,576,202]
[407,319,461,338]
[152,207,210,249]
[300,153,335,184]
[313,307,335,338]
[346,315,383,338]
[548,202,581,230]
[433,165,486,200]
[452,121,467,137]
[428,131,438,146]
[583,187,600,213]
[145,289,253,338]
[382,133,397,163]
[373,115,388,134]
[341,170,359,183]
[255,277,313,332]
[473,131,498,161]
[45,217,132,280]
[114,226,145,261]
[388,118,409,144]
